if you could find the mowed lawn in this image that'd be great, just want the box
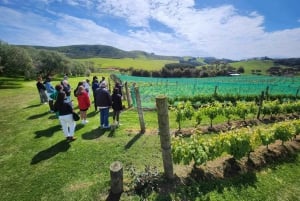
[0,76,300,201]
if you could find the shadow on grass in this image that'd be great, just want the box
[81,127,108,140]
[24,103,43,109]
[124,133,143,150]
[27,111,49,120]
[106,191,122,201]
[87,111,99,118]
[0,81,22,89]
[30,140,71,165]
[34,125,61,138]
[48,114,58,120]
[152,172,257,201]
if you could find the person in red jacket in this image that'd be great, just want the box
[76,86,91,124]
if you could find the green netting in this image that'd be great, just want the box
[117,75,300,108]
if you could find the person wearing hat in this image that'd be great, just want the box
[95,82,112,129]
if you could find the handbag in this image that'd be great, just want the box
[72,111,80,121]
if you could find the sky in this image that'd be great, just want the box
[0,0,300,60]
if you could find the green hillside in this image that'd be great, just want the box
[75,57,178,71]
[230,59,274,75]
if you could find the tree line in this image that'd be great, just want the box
[129,62,244,78]
[0,41,96,79]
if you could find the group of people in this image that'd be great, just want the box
[36,75,123,141]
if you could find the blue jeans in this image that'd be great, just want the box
[100,107,109,127]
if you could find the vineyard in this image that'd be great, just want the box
[117,74,300,108]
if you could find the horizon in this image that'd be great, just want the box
[0,0,300,60]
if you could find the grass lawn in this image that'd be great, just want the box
[0,76,299,201]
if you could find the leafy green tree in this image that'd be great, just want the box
[34,50,70,77]
[0,43,33,76]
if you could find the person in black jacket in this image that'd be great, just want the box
[111,87,123,127]
[36,77,48,104]
[91,76,99,111]
[54,92,76,141]
[95,82,112,129]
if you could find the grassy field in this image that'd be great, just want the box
[0,76,300,201]
[75,57,283,76]
[230,60,274,75]
[75,57,178,71]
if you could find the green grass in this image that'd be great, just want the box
[230,60,274,75]
[75,57,178,71]
[0,76,300,201]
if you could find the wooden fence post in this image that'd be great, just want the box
[257,91,265,120]
[156,95,174,180]
[265,86,269,101]
[135,86,145,134]
[124,82,131,108]
[110,161,123,194]
[214,86,218,96]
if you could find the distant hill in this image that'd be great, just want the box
[16,44,300,76]
[18,44,180,60]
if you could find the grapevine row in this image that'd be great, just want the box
[172,100,300,129]
[171,120,300,166]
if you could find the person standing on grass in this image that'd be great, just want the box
[44,77,55,112]
[50,84,64,117]
[61,79,72,102]
[95,82,112,129]
[114,81,123,97]
[36,77,48,104]
[76,86,91,125]
[83,79,91,97]
[92,76,99,111]
[111,87,123,127]
[53,91,76,141]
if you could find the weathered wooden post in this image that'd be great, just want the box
[257,91,265,119]
[265,86,269,101]
[156,95,174,180]
[110,161,123,194]
[124,82,131,108]
[214,85,218,96]
[135,86,145,134]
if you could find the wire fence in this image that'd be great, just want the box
[117,74,300,108]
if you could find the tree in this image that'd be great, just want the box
[34,50,70,77]
[0,43,34,77]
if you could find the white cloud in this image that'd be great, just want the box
[0,1,300,59]
[95,0,151,27]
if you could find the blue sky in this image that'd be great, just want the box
[0,0,299,60]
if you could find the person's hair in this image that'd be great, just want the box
[62,80,68,85]
[76,86,85,96]
[55,84,63,91]
[77,81,83,87]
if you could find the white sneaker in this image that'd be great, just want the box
[82,120,86,124]
[85,120,89,123]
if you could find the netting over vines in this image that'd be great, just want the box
[117,74,300,108]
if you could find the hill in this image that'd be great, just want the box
[18,44,180,60]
